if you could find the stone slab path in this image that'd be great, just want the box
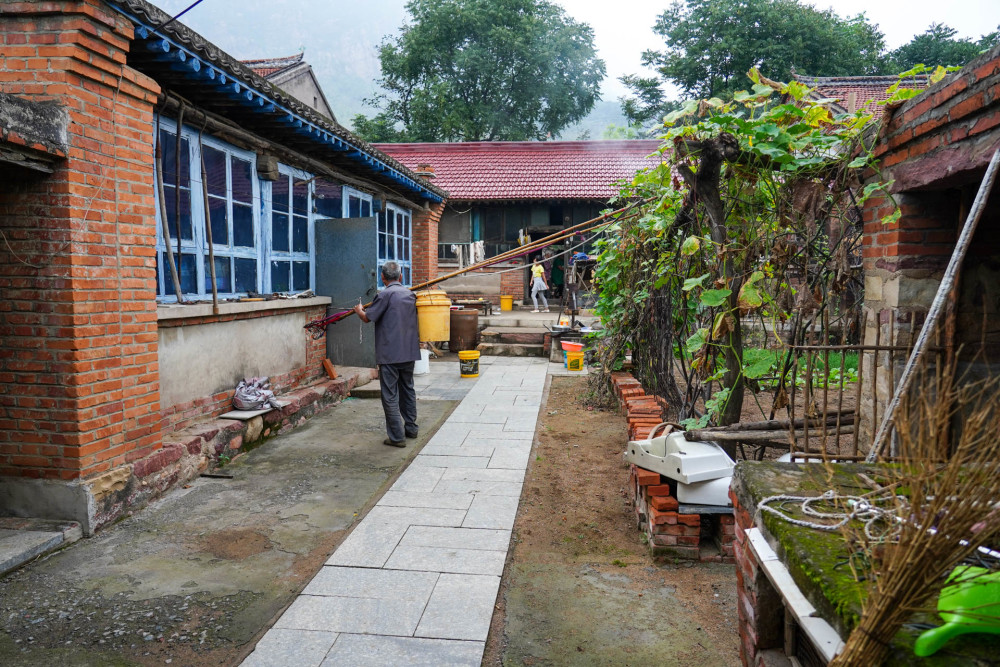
[242,357,552,666]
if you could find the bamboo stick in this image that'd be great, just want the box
[199,126,219,315]
[154,128,184,303]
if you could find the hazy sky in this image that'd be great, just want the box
[153,0,1000,108]
[559,0,1000,97]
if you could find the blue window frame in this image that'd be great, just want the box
[378,203,412,288]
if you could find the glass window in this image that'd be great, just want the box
[343,187,373,219]
[154,117,317,299]
[377,204,412,288]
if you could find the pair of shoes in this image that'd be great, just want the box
[543,309,550,312]
[531,309,540,313]
[405,431,419,439]
[383,438,406,448]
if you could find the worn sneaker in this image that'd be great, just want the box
[405,430,419,439]
[383,438,406,448]
[531,309,540,313]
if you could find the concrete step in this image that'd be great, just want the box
[480,326,548,345]
[0,517,82,577]
[476,342,547,357]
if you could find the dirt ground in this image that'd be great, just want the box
[484,376,740,666]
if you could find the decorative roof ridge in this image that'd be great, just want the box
[105,0,447,200]
[241,53,305,68]
[374,139,662,151]
[793,73,930,85]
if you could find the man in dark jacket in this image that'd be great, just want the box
[354,261,420,447]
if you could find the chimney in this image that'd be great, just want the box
[415,163,436,179]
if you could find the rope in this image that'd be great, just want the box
[756,490,902,542]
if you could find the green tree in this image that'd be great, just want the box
[887,23,998,71]
[620,0,886,125]
[352,0,605,142]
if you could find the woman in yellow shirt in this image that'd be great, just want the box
[530,258,549,312]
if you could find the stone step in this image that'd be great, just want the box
[476,342,547,357]
[350,381,381,399]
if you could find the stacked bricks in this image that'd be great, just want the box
[609,371,665,440]
[629,464,702,560]
[0,0,162,480]
[411,201,444,286]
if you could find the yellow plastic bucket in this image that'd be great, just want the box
[567,350,585,371]
[415,290,451,342]
[458,350,480,378]
[500,295,513,311]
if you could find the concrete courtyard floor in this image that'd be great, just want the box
[0,368,463,666]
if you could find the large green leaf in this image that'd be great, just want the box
[685,328,709,356]
[699,288,732,307]
[682,273,710,291]
[680,236,702,256]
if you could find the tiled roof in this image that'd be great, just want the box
[241,53,305,78]
[794,74,930,113]
[375,140,663,201]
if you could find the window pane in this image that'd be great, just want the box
[292,261,310,291]
[378,211,387,233]
[484,211,502,241]
[292,215,308,253]
[208,196,228,245]
[162,186,193,241]
[403,215,410,238]
[272,175,289,213]
[397,236,404,261]
[272,212,289,252]
[348,195,360,218]
[403,266,410,285]
[378,233,386,259]
[404,239,410,261]
[235,257,257,293]
[232,157,252,204]
[292,181,308,216]
[178,253,197,295]
[159,130,189,186]
[233,203,254,248]
[270,260,290,292]
[361,199,371,217]
[314,179,342,218]
[209,256,232,293]
[387,237,395,260]
[203,145,227,197]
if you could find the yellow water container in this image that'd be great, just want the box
[500,295,513,311]
[566,350,585,371]
[458,350,480,378]
[415,290,451,342]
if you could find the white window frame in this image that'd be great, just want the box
[154,116,316,300]
[378,203,412,288]
[343,186,373,218]
[264,165,315,294]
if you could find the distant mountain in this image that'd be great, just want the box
[152,0,629,140]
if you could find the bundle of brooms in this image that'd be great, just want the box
[830,360,1000,665]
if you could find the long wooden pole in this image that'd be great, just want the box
[199,126,220,315]
[305,199,647,334]
[867,149,1000,462]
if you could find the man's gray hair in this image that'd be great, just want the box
[381,261,402,282]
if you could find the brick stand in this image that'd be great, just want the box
[612,371,735,563]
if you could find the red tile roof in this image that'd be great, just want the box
[794,74,931,113]
[375,140,663,201]
[241,53,304,79]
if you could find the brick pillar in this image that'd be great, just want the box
[0,1,161,487]
[411,201,443,286]
[731,489,785,666]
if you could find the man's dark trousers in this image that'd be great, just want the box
[379,361,417,443]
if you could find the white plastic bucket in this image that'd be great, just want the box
[414,348,430,375]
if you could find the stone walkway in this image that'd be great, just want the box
[242,357,554,666]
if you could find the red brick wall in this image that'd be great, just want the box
[0,1,161,480]
[411,201,443,286]
[158,304,328,432]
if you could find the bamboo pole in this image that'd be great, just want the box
[199,126,219,315]
[868,149,1000,462]
[154,127,184,303]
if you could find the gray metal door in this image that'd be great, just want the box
[315,216,378,367]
